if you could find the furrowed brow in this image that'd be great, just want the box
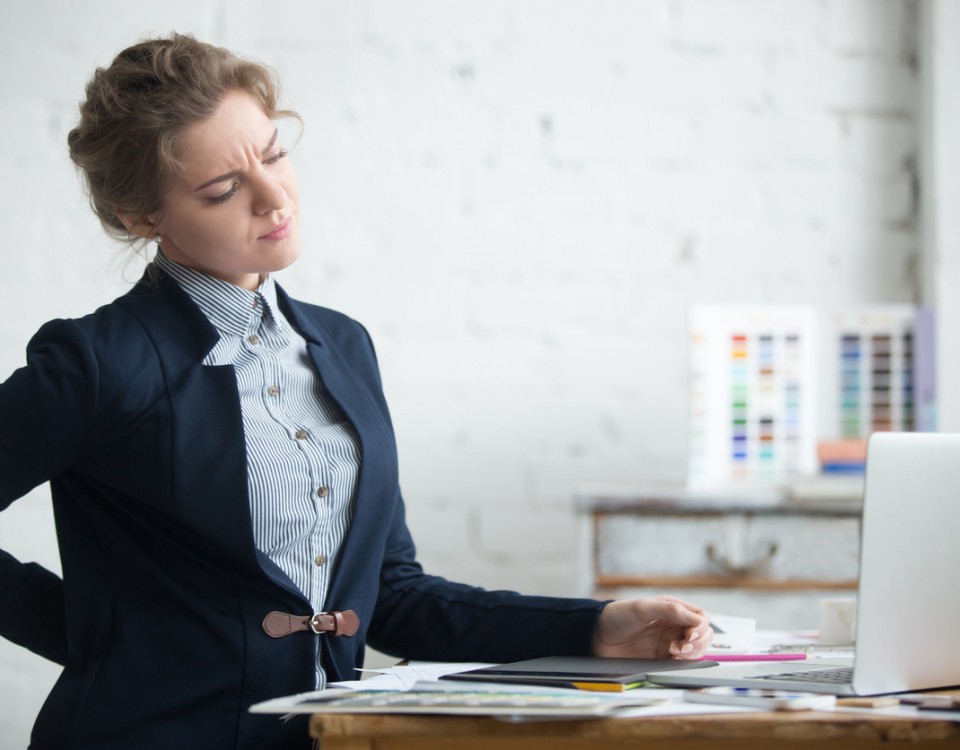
[193,129,280,192]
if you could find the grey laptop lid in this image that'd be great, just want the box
[647,432,960,696]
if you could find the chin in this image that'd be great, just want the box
[268,243,302,274]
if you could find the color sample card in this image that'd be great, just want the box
[827,306,918,439]
[688,307,818,489]
[688,305,932,491]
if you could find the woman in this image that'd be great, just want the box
[0,33,712,749]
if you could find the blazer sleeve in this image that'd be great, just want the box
[286,300,608,664]
[0,319,98,664]
[366,493,606,662]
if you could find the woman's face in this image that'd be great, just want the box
[148,90,301,290]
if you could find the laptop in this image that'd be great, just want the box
[647,431,960,696]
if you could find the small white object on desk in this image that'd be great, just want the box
[818,598,857,646]
[707,614,757,652]
[685,687,837,711]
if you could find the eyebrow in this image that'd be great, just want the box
[193,129,279,192]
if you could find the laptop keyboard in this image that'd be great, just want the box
[757,667,853,685]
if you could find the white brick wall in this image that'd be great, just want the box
[0,1,919,745]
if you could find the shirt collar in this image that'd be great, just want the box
[154,250,286,338]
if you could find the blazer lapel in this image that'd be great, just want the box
[277,292,401,607]
[118,275,303,598]
[121,275,402,607]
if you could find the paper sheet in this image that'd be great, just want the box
[332,661,496,691]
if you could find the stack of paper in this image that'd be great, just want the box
[250,684,671,717]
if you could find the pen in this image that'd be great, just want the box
[700,653,807,662]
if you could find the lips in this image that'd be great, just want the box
[259,217,292,241]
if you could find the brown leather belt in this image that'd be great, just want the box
[261,610,359,638]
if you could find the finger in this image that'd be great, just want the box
[657,595,711,618]
[648,600,712,637]
[668,639,696,657]
[682,627,714,658]
[699,627,715,650]
[667,596,711,621]
[686,617,713,642]
[669,620,715,659]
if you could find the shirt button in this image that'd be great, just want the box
[247,334,261,345]
[314,554,327,566]
[266,385,280,397]
[295,428,309,440]
[317,486,330,498]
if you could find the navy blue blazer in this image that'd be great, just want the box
[0,270,605,749]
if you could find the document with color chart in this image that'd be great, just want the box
[687,306,818,491]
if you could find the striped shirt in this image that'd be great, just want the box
[155,252,361,687]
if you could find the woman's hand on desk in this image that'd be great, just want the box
[591,596,714,660]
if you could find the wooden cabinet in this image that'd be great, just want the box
[577,494,861,630]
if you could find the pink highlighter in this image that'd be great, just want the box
[701,653,807,662]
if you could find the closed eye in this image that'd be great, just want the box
[205,143,286,205]
[264,148,288,166]
[208,182,241,205]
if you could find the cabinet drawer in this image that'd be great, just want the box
[750,516,859,581]
[594,513,859,587]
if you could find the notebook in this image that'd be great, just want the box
[440,655,718,692]
[646,432,960,697]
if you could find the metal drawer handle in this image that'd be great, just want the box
[705,542,779,577]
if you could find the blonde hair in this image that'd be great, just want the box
[67,33,299,242]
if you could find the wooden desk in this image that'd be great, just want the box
[310,691,960,749]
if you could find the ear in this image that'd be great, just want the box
[118,211,162,241]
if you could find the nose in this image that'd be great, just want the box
[251,166,287,215]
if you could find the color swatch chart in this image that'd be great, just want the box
[831,307,917,439]
[688,307,818,489]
